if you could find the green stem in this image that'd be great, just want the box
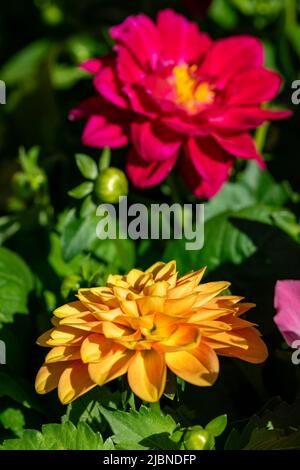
[99,147,111,171]
[167,173,182,205]
[285,0,297,33]
[254,121,270,155]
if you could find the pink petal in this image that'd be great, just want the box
[126,148,177,188]
[110,14,161,70]
[69,96,105,120]
[227,68,283,105]
[82,115,128,148]
[200,36,264,86]
[208,106,291,131]
[182,137,233,198]
[162,113,209,135]
[157,9,211,65]
[116,46,145,85]
[94,64,129,108]
[131,120,181,161]
[212,132,266,168]
[80,58,103,74]
[123,84,160,118]
[274,280,300,346]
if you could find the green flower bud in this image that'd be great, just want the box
[183,426,215,450]
[94,168,128,203]
[12,172,32,200]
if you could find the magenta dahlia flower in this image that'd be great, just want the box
[70,9,291,198]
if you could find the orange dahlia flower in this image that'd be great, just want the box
[35,261,268,403]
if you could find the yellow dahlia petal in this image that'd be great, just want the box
[53,301,87,318]
[58,362,96,404]
[217,328,268,364]
[88,348,132,385]
[59,313,103,332]
[192,320,232,332]
[167,280,198,299]
[235,302,257,316]
[152,261,177,281]
[164,294,198,316]
[137,296,165,315]
[78,287,118,309]
[37,329,55,347]
[126,314,155,331]
[127,350,167,402]
[102,321,134,339]
[194,282,231,307]
[205,296,244,309]
[51,317,60,327]
[176,267,206,286]
[165,343,219,386]
[91,307,129,326]
[112,286,131,300]
[48,326,87,346]
[144,281,169,297]
[126,268,145,286]
[120,300,140,317]
[35,363,66,394]
[146,261,166,275]
[155,325,201,352]
[188,307,234,323]
[80,334,113,363]
[106,274,129,288]
[135,273,154,290]
[224,315,257,329]
[45,346,81,363]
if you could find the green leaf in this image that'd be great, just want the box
[0,372,44,413]
[0,408,25,437]
[61,213,99,261]
[225,399,300,450]
[48,232,83,277]
[100,405,178,450]
[64,387,121,431]
[164,204,299,275]
[0,422,110,450]
[244,428,300,450]
[205,414,227,437]
[51,64,88,89]
[75,154,98,180]
[209,0,238,29]
[0,40,50,86]
[0,216,20,245]
[92,238,136,272]
[18,147,40,175]
[68,182,94,199]
[205,161,292,221]
[0,247,33,325]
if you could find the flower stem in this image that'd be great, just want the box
[99,146,111,171]
[255,121,270,155]
[167,173,182,204]
[285,0,297,33]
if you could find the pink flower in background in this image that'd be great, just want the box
[274,280,300,346]
[70,9,291,198]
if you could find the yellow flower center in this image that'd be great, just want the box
[172,64,215,112]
